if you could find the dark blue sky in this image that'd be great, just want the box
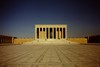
[0,0,100,38]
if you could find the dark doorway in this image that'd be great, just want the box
[50,28,52,38]
[54,28,56,39]
[63,28,65,38]
[46,28,48,39]
[37,28,39,39]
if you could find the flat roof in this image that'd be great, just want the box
[35,24,67,27]
[0,35,16,38]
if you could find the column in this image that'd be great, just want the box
[42,27,45,39]
[42,27,44,39]
[39,28,41,39]
[61,28,62,39]
[45,28,46,39]
[57,28,59,39]
[62,27,63,39]
[56,28,58,39]
[55,27,57,39]
[48,28,50,39]
[65,27,67,39]
[61,28,63,39]
[59,28,61,39]
[65,27,66,39]
[42,27,43,39]
[41,27,42,39]
[54,27,56,39]
[35,27,37,40]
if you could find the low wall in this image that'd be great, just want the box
[14,38,33,44]
[87,35,100,43]
[0,35,15,44]
[13,38,87,44]
[68,38,87,44]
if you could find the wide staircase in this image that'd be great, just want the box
[22,39,80,45]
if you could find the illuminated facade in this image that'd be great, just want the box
[35,24,67,40]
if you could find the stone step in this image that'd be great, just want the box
[22,40,80,45]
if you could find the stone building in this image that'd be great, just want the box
[0,35,16,44]
[35,24,67,40]
[87,35,100,43]
[0,24,87,44]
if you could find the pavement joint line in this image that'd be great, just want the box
[34,47,49,67]
[55,46,78,67]
[0,47,46,66]
[61,46,99,63]
[0,45,100,67]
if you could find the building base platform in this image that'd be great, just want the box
[22,39,80,45]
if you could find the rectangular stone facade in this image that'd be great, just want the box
[0,35,15,44]
[35,24,67,40]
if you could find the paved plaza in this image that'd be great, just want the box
[0,44,100,67]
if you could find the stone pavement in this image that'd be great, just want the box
[0,44,100,67]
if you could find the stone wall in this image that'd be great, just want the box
[0,35,15,44]
[68,38,87,44]
[13,38,87,44]
[14,38,33,44]
[87,35,100,43]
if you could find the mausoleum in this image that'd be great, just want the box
[35,24,67,40]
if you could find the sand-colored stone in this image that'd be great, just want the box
[0,35,15,44]
[68,38,87,44]
[35,24,67,40]
[12,24,87,44]
[0,44,100,67]
[14,38,33,44]
[13,38,87,44]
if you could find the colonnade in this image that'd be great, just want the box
[35,27,66,39]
